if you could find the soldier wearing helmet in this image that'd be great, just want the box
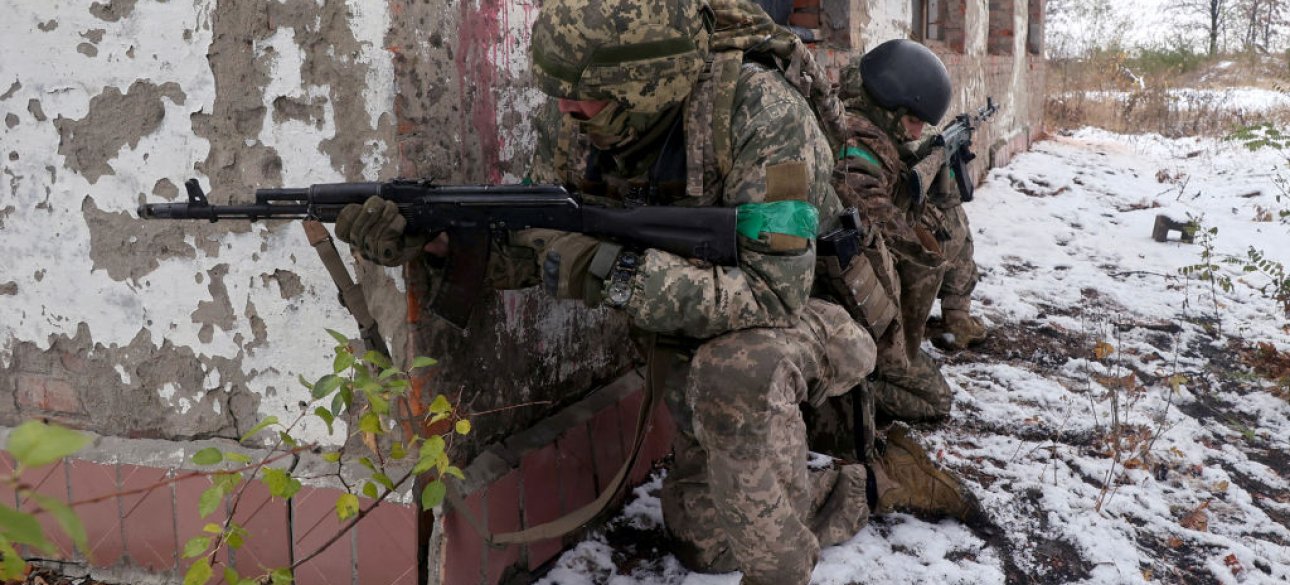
[337,3,984,583]
[857,40,987,353]
[832,39,985,425]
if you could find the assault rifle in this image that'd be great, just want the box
[932,96,998,203]
[139,179,739,328]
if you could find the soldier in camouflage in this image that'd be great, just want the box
[831,39,983,422]
[902,126,986,351]
[336,2,983,583]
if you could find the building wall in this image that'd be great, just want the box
[0,0,630,454]
[1,0,395,446]
[1,0,1045,583]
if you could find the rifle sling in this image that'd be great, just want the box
[444,334,662,546]
[301,221,390,357]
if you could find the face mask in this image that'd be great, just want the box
[576,102,638,150]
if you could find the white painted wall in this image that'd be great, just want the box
[0,0,396,445]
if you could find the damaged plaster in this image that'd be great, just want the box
[90,0,138,23]
[54,80,186,183]
[1,0,397,446]
[0,323,261,440]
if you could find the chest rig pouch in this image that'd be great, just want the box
[816,208,899,341]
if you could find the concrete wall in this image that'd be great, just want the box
[1,0,397,446]
[0,0,630,455]
[1,0,1046,583]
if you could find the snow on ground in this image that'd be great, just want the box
[539,129,1290,584]
[1070,88,1290,114]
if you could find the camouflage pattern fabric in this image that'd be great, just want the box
[659,299,874,585]
[834,97,958,422]
[707,0,848,149]
[528,0,710,114]
[831,104,914,246]
[517,2,879,581]
[527,61,843,338]
[924,186,978,313]
[870,347,952,423]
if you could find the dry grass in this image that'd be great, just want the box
[1046,51,1290,137]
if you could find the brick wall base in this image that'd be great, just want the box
[0,431,418,585]
[2,369,672,585]
[429,370,673,585]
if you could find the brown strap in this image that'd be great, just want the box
[444,335,663,546]
[302,221,389,357]
[304,220,421,445]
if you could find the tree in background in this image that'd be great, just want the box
[1174,0,1231,55]
[1236,0,1289,51]
[1047,0,1131,57]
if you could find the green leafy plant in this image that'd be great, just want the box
[0,421,92,580]
[1226,123,1290,151]
[1178,217,1235,321]
[1,330,467,585]
[1226,246,1290,318]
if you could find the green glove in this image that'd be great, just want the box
[511,229,612,305]
[334,196,428,267]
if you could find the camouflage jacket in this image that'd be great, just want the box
[832,108,912,243]
[493,59,842,339]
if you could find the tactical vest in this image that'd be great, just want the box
[547,0,845,205]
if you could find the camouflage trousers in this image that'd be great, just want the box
[658,299,876,585]
[922,202,978,313]
[872,229,955,423]
[870,348,952,423]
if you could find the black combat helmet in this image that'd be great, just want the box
[859,39,952,125]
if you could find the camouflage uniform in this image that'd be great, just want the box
[336,5,986,583]
[521,2,880,583]
[929,203,978,316]
[832,77,954,423]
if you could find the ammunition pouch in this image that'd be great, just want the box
[817,227,899,342]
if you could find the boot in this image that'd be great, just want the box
[869,423,986,525]
[939,309,986,350]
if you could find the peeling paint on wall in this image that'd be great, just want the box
[1,0,396,445]
[55,80,186,183]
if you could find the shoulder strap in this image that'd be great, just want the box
[444,335,664,546]
[710,51,745,179]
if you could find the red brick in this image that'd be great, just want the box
[441,491,485,585]
[644,400,676,466]
[231,479,291,578]
[16,374,82,414]
[119,464,176,572]
[292,486,354,585]
[788,12,819,28]
[555,424,597,514]
[0,452,16,509]
[69,460,123,567]
[174,472,230,576]
[356,500,417,585]
[620,392,658,485]
[484,471,521,585]
[520,444,561,570]
[18,461,73,560]
[588,405,625,495]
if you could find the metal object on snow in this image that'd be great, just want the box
[1152,214,1196,244]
